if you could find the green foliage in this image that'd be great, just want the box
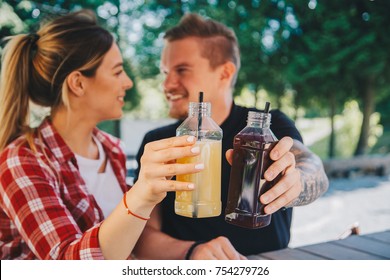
[2,0,390,153]
[370,129,390,154]
[97,120,116,136]
[376,86,390,126]
[307,102,361,159]
[0,0,141,114]
[282,0,390,155]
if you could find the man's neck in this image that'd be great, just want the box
[211,94,234,125]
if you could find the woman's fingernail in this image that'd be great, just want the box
[188,184,195,189]
[191,146,200,153]
[195,163,204,170]
[187,136,195,142]
[262,195,270,204]
[272,150,279,158]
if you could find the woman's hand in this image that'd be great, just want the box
[133,135,203,207]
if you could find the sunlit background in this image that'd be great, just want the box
[2,0,390,159]
[1,0,390,246]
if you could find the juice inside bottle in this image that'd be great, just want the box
[175,98,222,218]
[176,140,222,218]
[225,108,279,229]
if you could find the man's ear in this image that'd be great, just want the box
[66,71,85,97]
[220,61,236,84]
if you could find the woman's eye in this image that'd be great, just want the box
[115,70,123,76]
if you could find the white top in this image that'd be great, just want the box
[75,136,123,218]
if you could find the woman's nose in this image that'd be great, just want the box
[124,74,133,90]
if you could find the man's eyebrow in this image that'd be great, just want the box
[174,62,191,68]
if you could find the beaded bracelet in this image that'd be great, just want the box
[185,241,206,260]
[123,192,150,221]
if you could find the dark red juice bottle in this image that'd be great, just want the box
[225,103,280,229]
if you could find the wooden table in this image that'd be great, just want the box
[249,230,390,260]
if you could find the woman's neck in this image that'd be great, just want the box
[51,110,99,159]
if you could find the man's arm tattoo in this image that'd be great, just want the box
[288,140,329,207]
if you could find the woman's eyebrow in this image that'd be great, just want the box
[112,62,123,69]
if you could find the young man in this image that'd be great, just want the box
[133,13,329,259]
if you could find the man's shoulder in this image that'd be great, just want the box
[233,104,287,118]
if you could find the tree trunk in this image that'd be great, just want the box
[354,76,376,156]
[276,95,282,110]
[254,86,259,108]
[293,87,301,122]
[328,93,336,158]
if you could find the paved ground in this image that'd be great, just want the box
[289,175,390,247]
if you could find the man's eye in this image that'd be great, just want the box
[115,70,123,76]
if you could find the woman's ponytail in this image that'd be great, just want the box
[0,34,37,151]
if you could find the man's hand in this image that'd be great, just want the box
[189,236,247,260]
[225,136,302,214]
[260,137,302,214]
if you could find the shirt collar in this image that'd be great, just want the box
[93,127,123,158]
[38,118,122,164]
[38,118,74,164]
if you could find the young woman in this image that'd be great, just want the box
[0,10,202,260]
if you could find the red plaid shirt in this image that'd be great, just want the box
[0,118,129,259]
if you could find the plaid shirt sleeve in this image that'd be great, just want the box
[0,145,104,260]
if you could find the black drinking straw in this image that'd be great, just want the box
[264,101,270,114]
[193,91,204,218]
[197,92,204,140]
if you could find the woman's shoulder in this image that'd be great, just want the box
[0,133,55,171]
[0,135,55,187]
[1,136,36,162]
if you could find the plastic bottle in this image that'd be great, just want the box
[175,94,223,218]
[225,102,280,228]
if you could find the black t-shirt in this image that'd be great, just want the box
[134,103,303,255]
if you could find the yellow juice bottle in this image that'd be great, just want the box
[175,98,223,218]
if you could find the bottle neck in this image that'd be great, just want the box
[247,111,271,128]
[189,102,211,117]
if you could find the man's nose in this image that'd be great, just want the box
[163,72,178,92]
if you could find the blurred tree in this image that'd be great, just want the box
[0,0,140,137]
[282,1,354,157]
[3,0,390,155]
[284,0,390,156]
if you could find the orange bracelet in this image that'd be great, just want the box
[123,192,150,221]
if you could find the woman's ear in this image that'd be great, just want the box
[66,71,85,97]
[220,61,236,84]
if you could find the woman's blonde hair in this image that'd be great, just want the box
[0,9,114,151]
